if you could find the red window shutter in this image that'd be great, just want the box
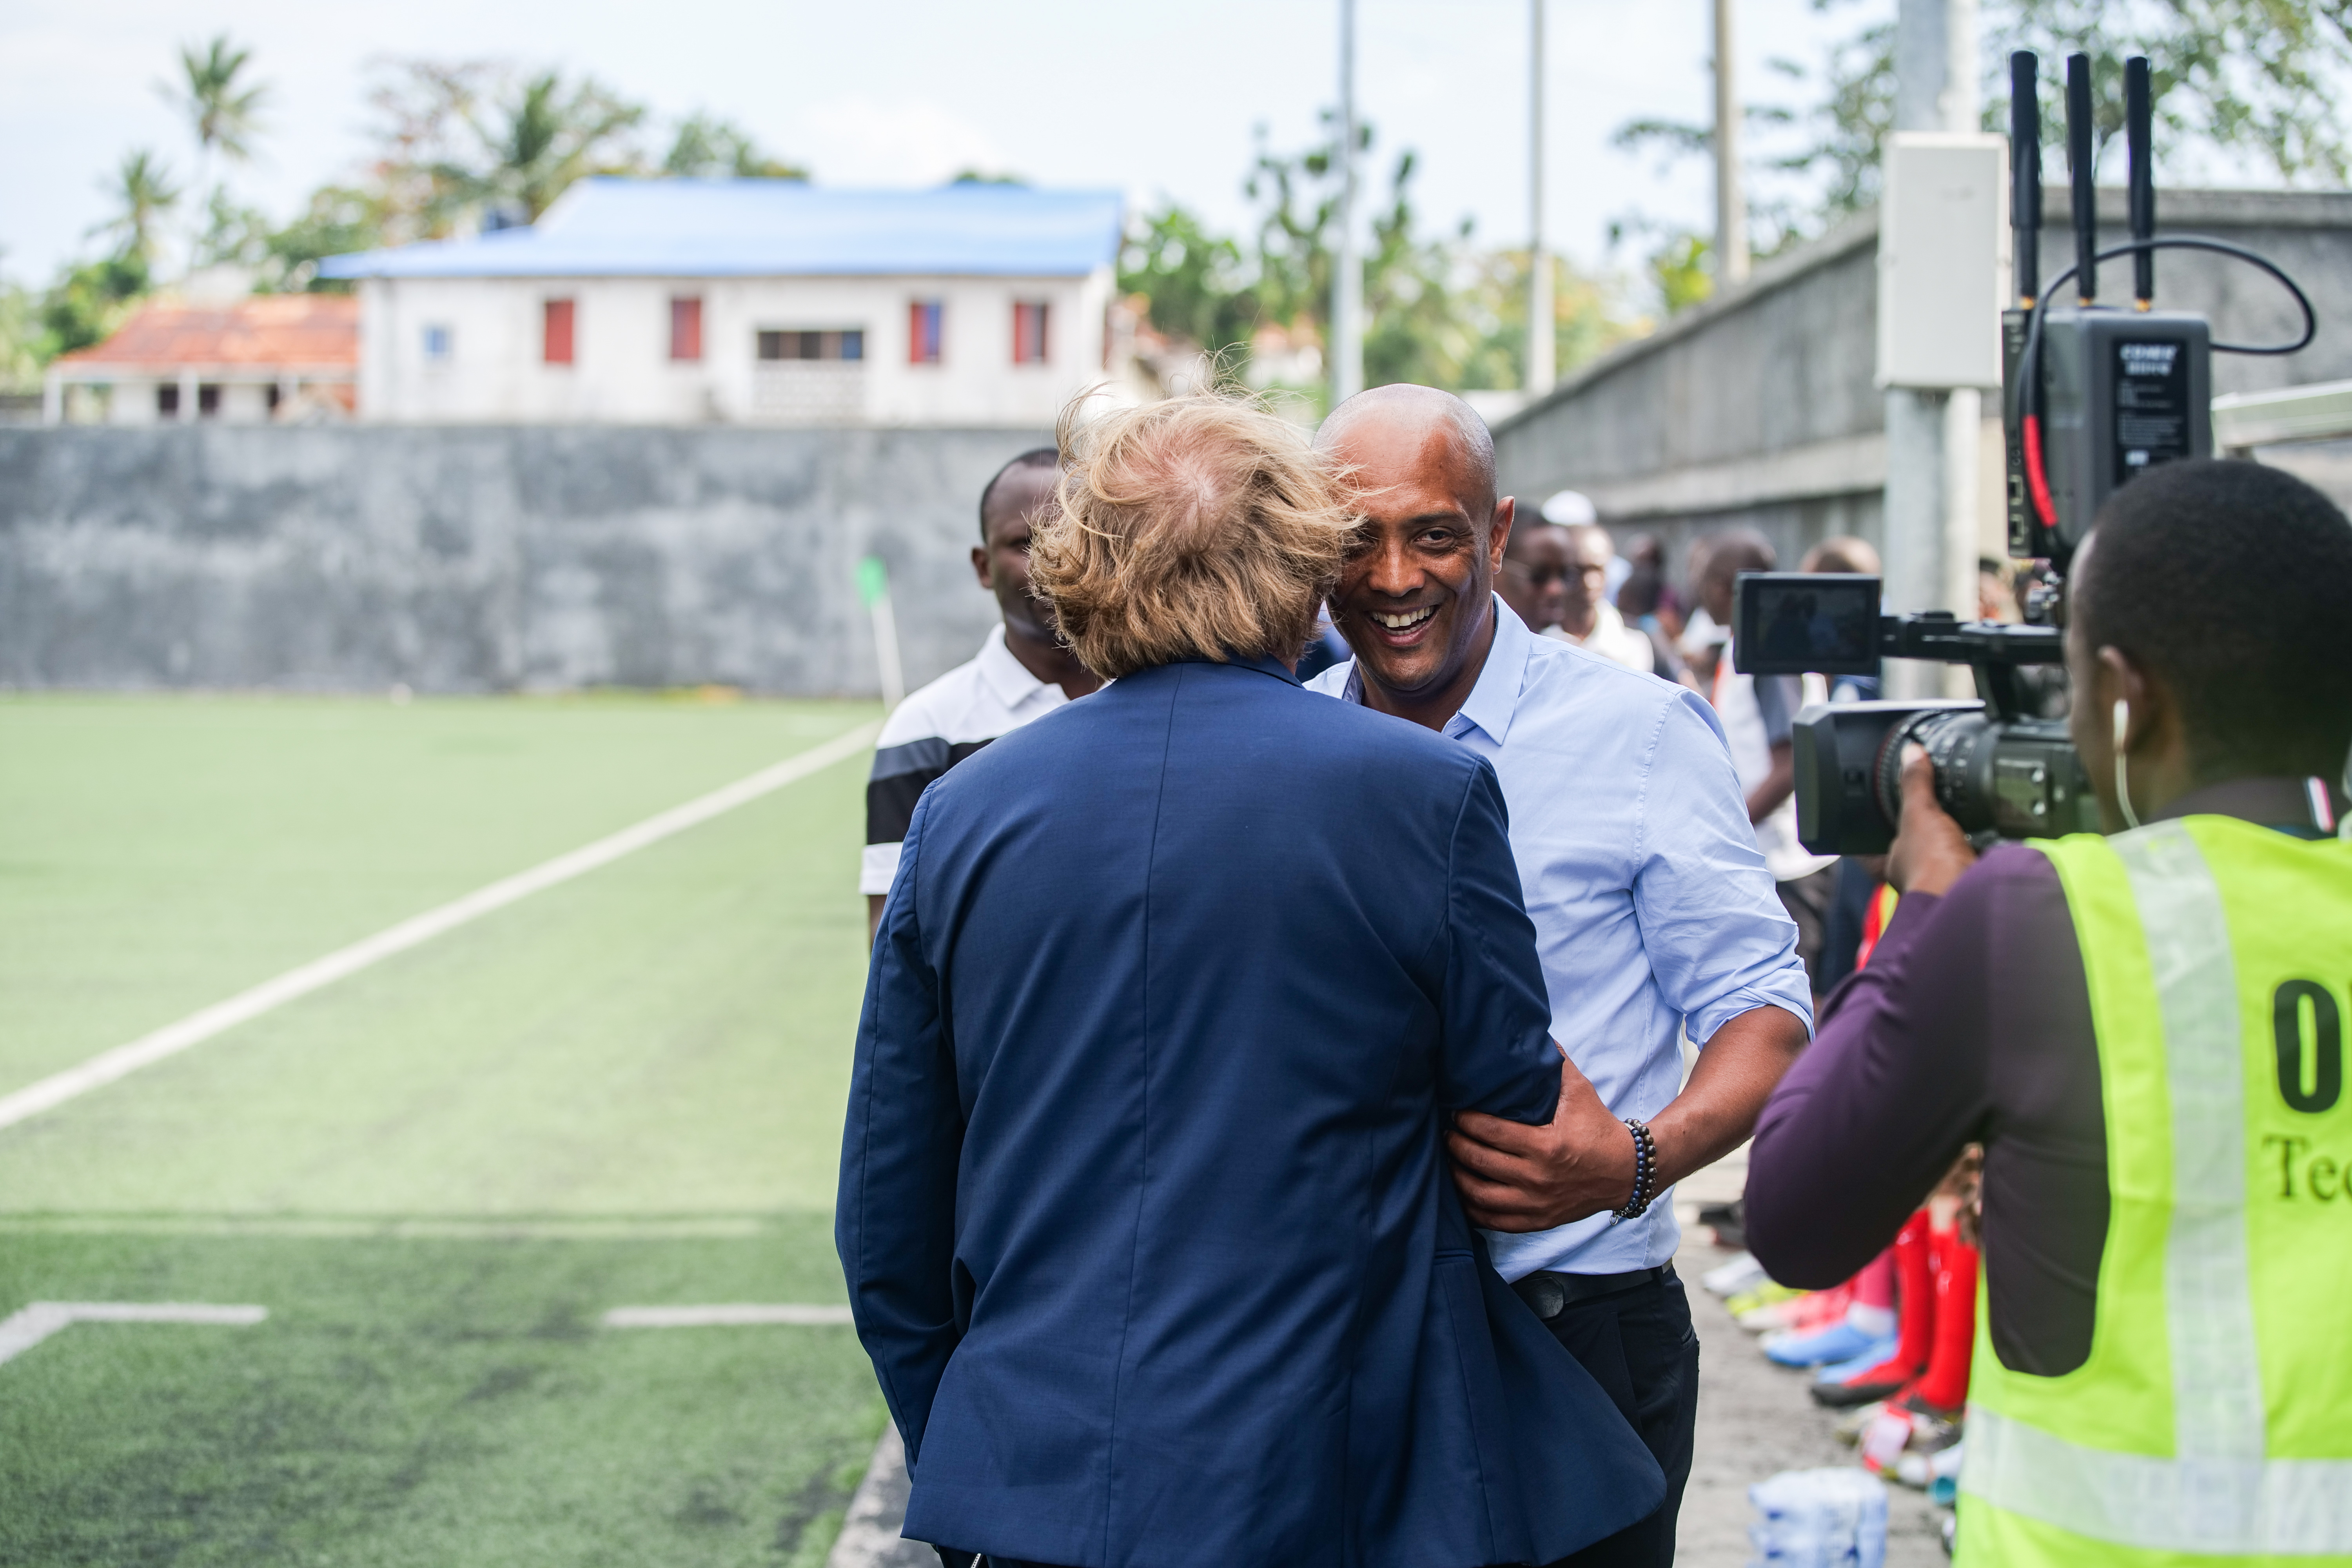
[544,299,575,365]
[909,301,943,364]
[670,297,702,361]
[1013,302,1049,364]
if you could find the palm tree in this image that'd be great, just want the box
[443,71,644,223]
[88,149,181,267]
[163,34,269,275]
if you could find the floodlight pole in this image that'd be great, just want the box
[1526,0,1554,395]
[1713,0,1750,287]
[1332,0,1365,407]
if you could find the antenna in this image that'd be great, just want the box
[2127,56,2156,309]
[2011,52,2042,308]
[2067,53,2098,306]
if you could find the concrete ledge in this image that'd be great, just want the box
[2213,377,2352,450]
[1498,209,1882,438]
[1585,432,1885,521]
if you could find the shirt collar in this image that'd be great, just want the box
[1452,595,1533,747]
[975,623,1058,708]
[1337,594,1532,747]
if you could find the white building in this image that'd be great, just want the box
[42,292,358,425]
[320,180,1124,427]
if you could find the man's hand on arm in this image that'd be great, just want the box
[1448,1004,1811,1231]
[1447,1047,1634,1230]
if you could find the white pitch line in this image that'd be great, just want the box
[602,1304,856,1328]
[825,1424,929,1568]
[0,1302,268,1367]
[0,718,883,1134]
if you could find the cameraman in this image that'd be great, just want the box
[1745,459,2352,1565]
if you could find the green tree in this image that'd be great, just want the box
[1117,203,1258,358]
[1241,115,1350,353]
[449,71,646,222]
[1114,114,1639,402]
[361,60,498,241]
[362,61,646,233]
[1985,0,2352,183]
[662,113,808,179]
[1611,0,2352,301]
[88,149,180,268]
[163,34,269,275]
[1647,233,1720,315]
[39,254,151,359]
[263,187,391,291]
[0,273,42,394]
[1461,249,1648,385]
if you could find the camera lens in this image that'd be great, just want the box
[1871,709,1993,834]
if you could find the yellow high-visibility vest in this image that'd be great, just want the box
[1959,817,2352,1565]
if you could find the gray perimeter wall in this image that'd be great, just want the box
[1493,189,2352,582]
[0,424,1053,695]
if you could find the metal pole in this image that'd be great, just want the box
[1940,0,1984,644]
[1713,0,1750,287]
[1526,0,1555,394]
[1882,0,1984,698]
[1332,0,1364,407]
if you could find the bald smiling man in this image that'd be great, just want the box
[1310,385,1815,1568]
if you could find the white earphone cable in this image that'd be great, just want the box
[2114,699,2141,831]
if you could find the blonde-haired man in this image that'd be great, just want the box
[839,392,1661,1568]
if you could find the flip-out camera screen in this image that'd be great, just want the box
[1733,573,1882,676]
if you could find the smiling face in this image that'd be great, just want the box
[1323,409,1512,715]
[972,463,1061,644]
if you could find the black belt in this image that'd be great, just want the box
[1510,1265,1671,1321]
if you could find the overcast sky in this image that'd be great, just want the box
[2,0,1877,289]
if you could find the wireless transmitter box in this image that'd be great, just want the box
[2032,307,2212,542]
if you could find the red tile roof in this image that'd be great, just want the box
[58,294,358,371]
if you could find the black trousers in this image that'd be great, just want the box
[1533,1268,1702,1568]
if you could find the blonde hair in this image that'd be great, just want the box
[1033,390,1358,680]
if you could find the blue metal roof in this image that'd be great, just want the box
[319,179,1125,280]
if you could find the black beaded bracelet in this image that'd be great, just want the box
[1612,1118,1659,1222]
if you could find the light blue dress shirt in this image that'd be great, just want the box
[1310,598,1815,1276]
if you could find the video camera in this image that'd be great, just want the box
[1733,572,2089,855]
[1733,49,2313,857]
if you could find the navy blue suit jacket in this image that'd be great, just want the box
[838,656,1664,1568]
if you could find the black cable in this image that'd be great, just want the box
[2010,236,2318,530]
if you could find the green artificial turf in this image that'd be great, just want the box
[0,694,889,1566]
[0,693,877,1092]
[0,1227,882,1568]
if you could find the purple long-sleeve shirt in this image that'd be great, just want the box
[1745,778,2334,1377]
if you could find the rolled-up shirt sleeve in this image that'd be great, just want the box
[1435,759,1567,1124]
[1632,691,1816,1043]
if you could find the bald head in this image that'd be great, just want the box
[1316,384,1498,524]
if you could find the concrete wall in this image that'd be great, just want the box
[0,424,1051,695]
[1493,189,2352,583]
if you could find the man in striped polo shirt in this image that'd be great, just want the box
[862,448,1100,940]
